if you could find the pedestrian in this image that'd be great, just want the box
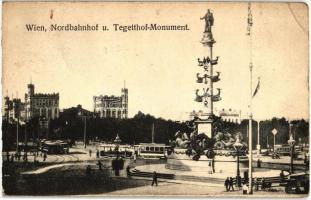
[304,157,309,170]
[86,165,91,176]
[242,183,248,194]
[96,150,99,158]
[98,160,102,170]
[257,159,261,168]
[89,149,92,157]
[224,177,230,191]
[10,154,14,162]
[244,170,249,184]
[126,165,131,177]
[261,178,266,191]
[133,153,137,163]
[43,152,47,161]
[6,152,10,162]
[24,152,28,162]
[280,170,284,182]
[236,175,241,188]
[229,177,234,191]
[151,171,158,186]
[254,178,259,191]
[208,161,213,174]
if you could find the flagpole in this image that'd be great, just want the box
[249,63,253,194]
[247,2,253,194]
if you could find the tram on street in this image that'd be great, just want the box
[136,143,169,159]
[41,140,70,154]
[98,143,133,158]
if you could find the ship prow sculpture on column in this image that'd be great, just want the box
[166,9,249,174]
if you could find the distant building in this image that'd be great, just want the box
[3,83,60,122]
[24,83,59,120]
[3,96,23,122]
[217,108,241,124]
[93,88,128,119]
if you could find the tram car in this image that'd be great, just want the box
[274,144,302,157]
[98,143,133,158]
[41,140,70,154]
[136,143,169,159]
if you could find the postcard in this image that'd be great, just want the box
[2,1,309,197]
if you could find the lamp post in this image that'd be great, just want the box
[233,136,243,188]
[114,134,121,159]
[271,128,278,152]
[288,134,295,174]
[113,134,122,176]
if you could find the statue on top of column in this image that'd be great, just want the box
[200,9,214,33]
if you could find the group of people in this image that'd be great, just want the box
[224,177,235,191]
[225,176,274,194]
[6,151,48,163]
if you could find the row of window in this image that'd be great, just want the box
[145,147,164,152]
[95,102,127,108]
[31,99,58,107]
[32,108,59,117]
[223,118,240,123]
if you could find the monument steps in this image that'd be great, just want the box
[130,168,225,184]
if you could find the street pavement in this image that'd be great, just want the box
[104,180,306,197]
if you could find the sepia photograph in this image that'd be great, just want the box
[1,1,309,197]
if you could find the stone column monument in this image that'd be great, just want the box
[195,9,221,138]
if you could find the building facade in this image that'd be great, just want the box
[3,97,23,121]
[217,108,241,124]
[93,88,128,119]
[3,83,60,122]
[24,83,59,120]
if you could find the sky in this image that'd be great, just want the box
[2,2,309,121]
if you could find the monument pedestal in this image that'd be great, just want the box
[195,118,213,138]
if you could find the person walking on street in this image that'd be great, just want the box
[97,160,102,170]
[254,178,259,191]
[229,177,234,191]
[86,165,91,176]
[96,150,99,158]
[43,152,47,161]
[133,153,137,163]
[6,152,10,162]
[304,156,309,170]
[151,171,158,186]
[280,170,285,182]
[261,178,266,191]
[126,165,131,177]
[224,177,230,191]
[89,149,92,157]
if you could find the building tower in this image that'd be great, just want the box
[121,87,128,118]
[27,83,34,97]
[4,96,10,120]
[194,9,221,138]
